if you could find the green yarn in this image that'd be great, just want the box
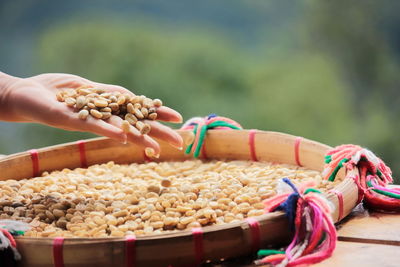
[367,180,400,199]
[304,188,322,195]
[207,121,241,130]
[16,230,25,235]
[186,120,241,158]
[12,230,25,236]
[257,249,285,258]
[324,155,332,164]
[185,124,198,154]
[328,158,349,182]
[317,232,327,247]
[193,123,209,158]
[0,227,26,236]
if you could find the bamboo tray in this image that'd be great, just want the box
[0,130,360,267]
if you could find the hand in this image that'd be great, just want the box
[0,72,183,154]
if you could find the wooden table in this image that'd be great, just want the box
[208,204,400,267]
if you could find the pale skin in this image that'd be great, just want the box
[0,72,183,155]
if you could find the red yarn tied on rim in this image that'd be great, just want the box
[256,178,337,267]
[323,144,400,212]
[0,220,30,262]
[181,114,242,158]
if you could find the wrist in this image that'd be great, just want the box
[0,72,21,121]
[0,71,18,96]
[0,71,16,86]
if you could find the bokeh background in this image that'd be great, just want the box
[1,1,400,181]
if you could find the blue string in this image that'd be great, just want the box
[207,113,218,119]
[187,114,217,126]
[273,178,300,231]
[282,177,299,194]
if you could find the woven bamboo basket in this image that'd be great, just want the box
[0,130,360,267]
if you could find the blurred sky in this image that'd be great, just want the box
[1,0,400,180]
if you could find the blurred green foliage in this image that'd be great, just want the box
[1,0,400,182]
[38,21,357,145]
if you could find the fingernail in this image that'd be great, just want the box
[174,115,183,123]
[145,147,160,158]
[170,143,183,150]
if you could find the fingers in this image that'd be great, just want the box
[144,120,183,149]
[52,107,126,143]
[45,75,134,95]
[32,73,90,89]
[65,106,181,152]
[84,82,183,123]
[68,79,183,124]
[155,106,183,123]
[107,116,161,154]
[90,82,135,95]
[73,116,127,143]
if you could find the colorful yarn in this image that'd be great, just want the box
[53,237,65,267]
[294,137,303,167]
[256,178,336,267]
[0,220,30,261]
[77,140,88,168]
[29,149,40,177]
[329,190,344,221]
[245,217,261,252]
[181,114,242,158]
[178,117,399,265]
[125,235,136,267]
[248,130,258,161]
[191,227,204,266]
[323,144,400,212]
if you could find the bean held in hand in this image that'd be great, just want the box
[57,85,163,135]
